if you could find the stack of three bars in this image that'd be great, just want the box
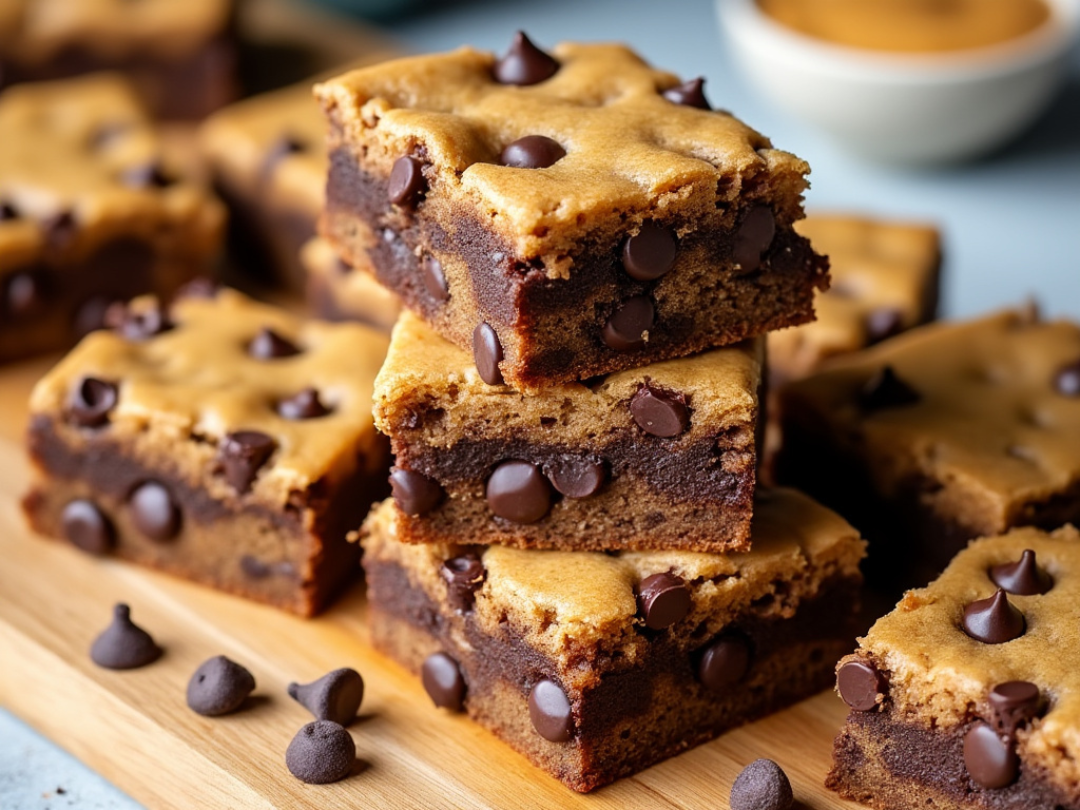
[314,34,865,791]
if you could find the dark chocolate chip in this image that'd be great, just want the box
[0,199,19,220]
[106,301,172,341]
[67,377,118,428]
[989,681,1041,734]
[121,161,173,189]
[472,322,505,385]
[1054,359,1080,397]
[389,468,444,516]
[990,549,1052,595]
[72,296,116,339]
[964,721,1018,789]
[421,254,449,301]
[499,135,566,169]
[186,655,256,716]
[248,327,300,359]
[543,456,606,498]
[263,134,307,173]
[277,387,331,420]
[3,270,47,319]
[732,206,776,272]
[288,668,364,725]
[866,308,905,343]
[528,679,573,742]
[629,384,690,437]
[493,31,559,86]
[217,430,276,493]
[90,604,161,670]
[286,721,355,784]
[44,209,77,251]
[486,460,552,524]
[837,660,887,712]
[622,222,677,282]
[421,652,466,712]
[601,296,654,351]
[441,554,486,611]
[128,481,180,542]
[61,499,114,555]
[388,155,426,207]
[962,589,1025,644]
[638,572,692,630]
[699,635,751,691]
[860,365,920,411]
[663,77,711,110]
[730,758,794,810]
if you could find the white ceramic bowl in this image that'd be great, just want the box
[717,0,1080,164]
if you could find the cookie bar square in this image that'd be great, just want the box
[22,288,390,616]
[315,37,828,391]
[375,310,762,554]
[0,0,237,119]
[768,213,941,384]
[828,525,1080,810]
[362,488,865,793]
[0,74,225,364]
[303,237,401,332]
[776,309,1080,588]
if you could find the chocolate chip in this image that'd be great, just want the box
[288,668,364,725]
[421,254,449,301]
[499,135,566,169]
[989,681,1041,734]
[286,721,355,784]
[732,206,776,272]
[528,679,572,742]
[61,499,114,555]
[217,431,276,493]
[388,155,426,207]
[277,387,331,420]
[962,590,1025,644]
[128,481,180,542]
[638,573,692,630]
[990,549,1052,595]
[622,222,677,281]
[837,660,887,711]
[629,384,690,437]
[866,308,905,343]
[860,365,920,411]
[90,604,161,670]
[543,456,606,498]
[389,468,444,516]
[44,209,77,251]
[441,554,485,611]
[730,758,794,810]
[699,635,751,691]
[106,301,172,341]
[248,327,300,359]
[964,721,1018,789]
[121,161,173,189]
[493,31,559,86]
[0,199,19,220]
[186,655,256,716]
[602,296,654,351]
[67,377,118,428]
[663,77,711,110]
[421,652,466,712]
[486,460,552,523]
[3,270,47,319]
[263,134,307,173]
[1054,359,1080,396]
[472,322,505,385]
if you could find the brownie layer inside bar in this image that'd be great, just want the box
[367,553,858,792]
[828,710,1079,810]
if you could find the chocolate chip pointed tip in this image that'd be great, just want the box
[860,365,920,411]
[286,720,356,784]
[277,387,331,420]
[90,603,161,670]
[186,655,256,716]
[248,327,300,359]
[990,549,1052,595]
[962,589,1025,644]
[217,430,277,493]
[663,77,711,110]
[730,758,794,810]
[288,668,364,725]
[493,31,559,86]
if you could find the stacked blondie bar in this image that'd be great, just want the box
[313,34,866,791]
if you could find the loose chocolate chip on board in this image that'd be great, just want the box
[67,377,118,428]
[1054,359,1080,396]
[248,327,300,359]
[964,721,1018,789]
[472,322,505,385]
[288,668,365,725]
[421,652,466,712]
[186,655,256,716]
[962,590,1025,644]
[121,161,173,189]
[107,301,172,341]
[486,460,552,523]
[602,296,655,351]
[860,365,921,411]
[622,222,677,281]
[988,681,1041,734]
[663,77,712,110]
[421,254,449,301]
[441,555,486,611]
[62,499,114,555]
[543,456,606,498]
[499,135,566,169]
[286,721,356,784]
[388,155,426,207]
[730,758,794,810]
[128,481,181,542]
[389,468,444,516]
[837,660,887,711]
[90,604,162,670]
[990,549,1052,595]
[630,384,690,437]
[699,635,751,691]
[493,31,559,86]
[866,307,905,343]
[528,679,573,742]
[217,431,277,493]
[277,387,331,420]
[732,206,776,272]
[637,573,692,630]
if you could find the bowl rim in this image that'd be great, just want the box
[718,0,1080,82]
